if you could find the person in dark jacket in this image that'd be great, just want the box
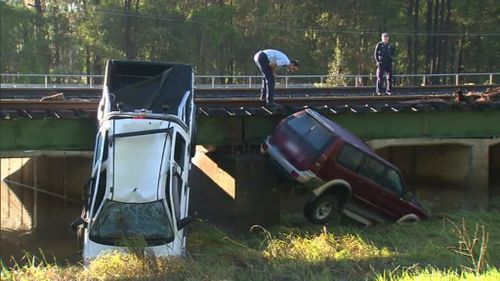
[374,32,395,95]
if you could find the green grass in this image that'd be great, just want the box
[2,208,500,281]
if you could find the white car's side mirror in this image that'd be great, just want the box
[177,217,192,230]
[70,217,87,231]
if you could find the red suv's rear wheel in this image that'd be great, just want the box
[304,194,341,224]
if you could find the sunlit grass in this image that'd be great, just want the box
[263,229,393,262]
[375,267,500,281]
[1,208,499,281]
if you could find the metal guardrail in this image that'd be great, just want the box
[1,72,498,89]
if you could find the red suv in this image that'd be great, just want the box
[262,109,428,225]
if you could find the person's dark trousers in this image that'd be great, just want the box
[256,52,275,103]
[376,63,393,94]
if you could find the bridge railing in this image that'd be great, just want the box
[1,72,498,88]
[0,73,105,89]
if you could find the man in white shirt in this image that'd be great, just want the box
[254,49,299,106]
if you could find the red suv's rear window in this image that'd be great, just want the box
[284,113,334,159]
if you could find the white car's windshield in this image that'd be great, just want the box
[90,200,174,246]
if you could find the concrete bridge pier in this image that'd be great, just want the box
[490,143,500,198]
[190,146,281,229]
[469,142,490,204]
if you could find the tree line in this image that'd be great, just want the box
[1,0,498,84]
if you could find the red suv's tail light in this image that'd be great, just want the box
[262,142,269,151]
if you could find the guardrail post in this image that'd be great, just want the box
[355,76,359,87]
[285,76,289,88]
[44,75,48,88]
[455,74,459,85]
[90,76,94,88]
[320,76,324,86]
[490,74,493,85]
[211,77,215,88]
[422,75,426,86]
[249,77,252,88]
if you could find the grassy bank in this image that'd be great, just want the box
[2,208,500,281]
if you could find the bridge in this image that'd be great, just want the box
[1,77,500,262]
[1,83,499,152]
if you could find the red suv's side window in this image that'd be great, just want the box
[359,155,404,196]
[337,143,405,196]
[382,169,404,195]
[358,156,386,183]
[336,144,364,171]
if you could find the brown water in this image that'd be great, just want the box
[1,204,82,267]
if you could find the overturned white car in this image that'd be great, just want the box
[72,60,195,263]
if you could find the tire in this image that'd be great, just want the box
[76,227,85,254]
[304,194,341,225]
[396,213,420,224]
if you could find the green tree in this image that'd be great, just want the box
[0,0,498,80]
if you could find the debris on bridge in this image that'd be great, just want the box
[39,92,65,102]
[454,86,500,104]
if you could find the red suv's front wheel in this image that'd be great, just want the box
[304,194,341,224]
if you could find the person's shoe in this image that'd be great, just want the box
[375,92,382,96]
[266,101,281,108]
[386,92,392,96]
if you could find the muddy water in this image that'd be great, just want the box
[1,156,90,266]
[0,204,82,267]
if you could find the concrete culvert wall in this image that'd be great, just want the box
[376,144,472,209]
[1,155,91,264]
[490,143,500,198]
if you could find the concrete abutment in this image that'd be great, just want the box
[1,138,498,262]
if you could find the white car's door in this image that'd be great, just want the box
[169,130,191,253]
